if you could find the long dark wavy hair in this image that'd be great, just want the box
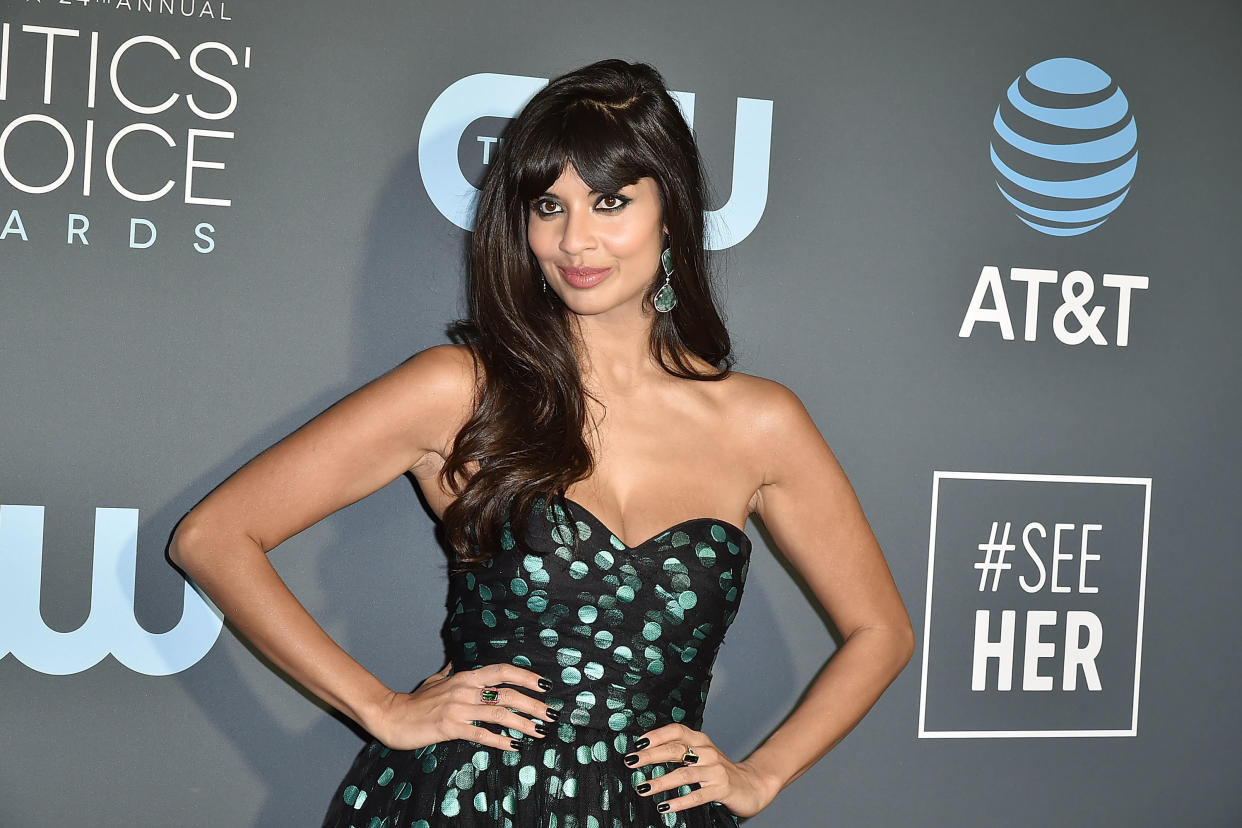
[438,59,735,570]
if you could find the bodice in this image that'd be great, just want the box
[446,496,751,734]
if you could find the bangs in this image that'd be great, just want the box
[515,101,658,201]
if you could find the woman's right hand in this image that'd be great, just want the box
[367,662,555,752]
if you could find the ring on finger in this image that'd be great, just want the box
[480,686,501,704]
[680,742,699,764]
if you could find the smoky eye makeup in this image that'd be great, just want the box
[595,193,631,211]
[530,197,561,216]
[529,193,631,217]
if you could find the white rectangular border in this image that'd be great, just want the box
[917,471,1152,738]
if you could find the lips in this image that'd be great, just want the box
[559,265,611,289]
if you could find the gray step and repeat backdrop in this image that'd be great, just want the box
[3,1,1239,826]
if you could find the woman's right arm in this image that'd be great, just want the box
[168,344,549,751]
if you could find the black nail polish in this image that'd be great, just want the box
[510,739,521,750]
[634,737,650,750]
[545,707,560,721]
[538,677,553,691]
[624,753,639,766]
[534,722,548,735]
[636,782,651,794]
[657,802,670,813]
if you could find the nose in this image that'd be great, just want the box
[558,208,596,256]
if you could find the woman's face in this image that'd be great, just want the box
[526,163,666,318]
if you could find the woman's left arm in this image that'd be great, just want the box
[736,380,916,804]
[629,380,915,817]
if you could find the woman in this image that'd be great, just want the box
[170,59,914,827]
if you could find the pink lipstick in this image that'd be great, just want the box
[560,265,611,289]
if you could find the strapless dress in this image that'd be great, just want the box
[321,494,751,828]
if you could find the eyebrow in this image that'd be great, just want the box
[535,182,641,200]
[534,189,604,199]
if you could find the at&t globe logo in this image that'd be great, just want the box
[989,57,1137,236]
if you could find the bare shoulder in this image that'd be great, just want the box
[717,369,812,434]
[361,343,481,463]
[390,342,480,398]
[398,340,479,417]
[706,370,823,508]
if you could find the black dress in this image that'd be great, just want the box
[321,495,751,828]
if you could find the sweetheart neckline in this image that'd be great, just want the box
[554,495,751,552]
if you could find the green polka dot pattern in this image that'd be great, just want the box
[321,496,750,828]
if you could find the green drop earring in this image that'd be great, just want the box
[654,246,678,313]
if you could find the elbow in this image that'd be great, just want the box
[896,619,917,667]
[876,620,916,686]
[846,615,917,673]
[874,615,917,674]
[168,511,210,571]
[169,509,265,573]
[890,604,917,668]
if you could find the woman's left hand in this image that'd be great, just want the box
[624,723,781,818]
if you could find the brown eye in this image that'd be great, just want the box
[597,195,627,211]
[533,199,560,216]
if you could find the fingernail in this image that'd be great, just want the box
[510,739,521,750]
[534,722,548,735]
[624,753,639,766]
[538,677,553,691]
[545,707,560,721]
[634,737,650,750]
[636,782,651,794]
[657,802,670,812]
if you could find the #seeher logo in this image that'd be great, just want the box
[990,58,1137,236]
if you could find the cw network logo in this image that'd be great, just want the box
[417,73,773,250]
[990,57,1137,237]
[0,505,222,676]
